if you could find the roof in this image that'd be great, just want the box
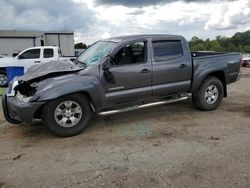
[0,30,73,38]
[105,34,184,43]
[24,46,59,50]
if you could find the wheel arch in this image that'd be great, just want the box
[33,91,96,120]
[205,71,227,97]
[192,70,227,97]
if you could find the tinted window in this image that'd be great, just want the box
[44,49,54,58]
[114,41,146,66]
[20,49,40,59]
[153,41,183,62]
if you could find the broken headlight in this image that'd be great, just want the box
[12,81,37,103]
[15,91,33,103]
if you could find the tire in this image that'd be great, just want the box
[192,77,224,111]
[42,94,92,137]
[0,70,8,87]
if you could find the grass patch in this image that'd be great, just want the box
[0,88,4,96]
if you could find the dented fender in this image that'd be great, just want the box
[33,76,105,110]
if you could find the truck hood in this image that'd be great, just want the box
[17,60,84,82]
[0,57,13,60]
[0,57,15,65]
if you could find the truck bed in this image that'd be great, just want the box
[191,51,230,57]
[191,52,241,87]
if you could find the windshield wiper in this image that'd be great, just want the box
[75,59,87,68]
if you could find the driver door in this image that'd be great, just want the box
[101,40,152,107]
[17,49,41,72]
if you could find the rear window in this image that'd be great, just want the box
[44,49,54,58]
[153,41,183,62]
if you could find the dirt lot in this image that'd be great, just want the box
[0,68,250,188]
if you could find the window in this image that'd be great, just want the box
[44,49,54,58]
[19,49,40,59]
[114,41,146,66]
[153,41,183,62]
[78,41,116,65]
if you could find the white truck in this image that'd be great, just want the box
[0,46,75,86]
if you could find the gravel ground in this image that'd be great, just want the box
[0,68,250,188]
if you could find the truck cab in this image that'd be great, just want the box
[13,46,62,69]
[0,46,63,86]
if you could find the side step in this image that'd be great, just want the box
[98,96,189,116]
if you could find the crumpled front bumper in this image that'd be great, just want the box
[2,93,45,124]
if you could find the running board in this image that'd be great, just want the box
[98,96,189,116]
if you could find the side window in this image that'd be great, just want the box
[114,41,146,66]
[153,41,183,62]
[19,49,40,59]
[44,49,54,58]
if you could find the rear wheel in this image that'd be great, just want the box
[0,70,8,87]
[192,77,224,111]
[42,94,92,137]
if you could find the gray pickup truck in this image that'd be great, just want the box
[2,34,241,137]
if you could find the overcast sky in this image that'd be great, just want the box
[0,0,250,44]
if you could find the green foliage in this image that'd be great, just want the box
[189,30,250,53]
[243,45,250,53]
[75,42,87,49]
[190,43,206,51]
[0,88,4,96]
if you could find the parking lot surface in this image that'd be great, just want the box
[0,68,250,188]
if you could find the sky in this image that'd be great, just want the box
[0,0,250,44]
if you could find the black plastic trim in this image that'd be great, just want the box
[2,94,22,124]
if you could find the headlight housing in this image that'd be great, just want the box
[15,91,32,103]
[7,80,19,97]
[7,79,37,103]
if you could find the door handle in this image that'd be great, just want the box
[179,64,187,69]
[140,69,150,73]
[35,61,41,63]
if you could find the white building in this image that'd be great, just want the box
[0,30,74,56]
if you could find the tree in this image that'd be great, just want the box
[225,43,237,52]
[189,30,250,53]
[190,43,206,51]
[243,46,250,53]
[189,36,204,46]
[75,42,87,49]
[205,40,223,52]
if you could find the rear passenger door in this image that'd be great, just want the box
[151,39,192,97]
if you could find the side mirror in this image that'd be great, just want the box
[102,60,115,83]
[12,52,19,57]
[102,62,110,70]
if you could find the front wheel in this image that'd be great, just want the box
[42,94,92,137]
[192,77,224,111]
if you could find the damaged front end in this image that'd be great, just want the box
[3,78,47,124]
[9,80,37,103]
[10,60,84,102]
[3,60,85,124]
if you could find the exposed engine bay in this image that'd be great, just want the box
[8,60,84,101]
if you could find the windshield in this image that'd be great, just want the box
[77,41,116,65]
